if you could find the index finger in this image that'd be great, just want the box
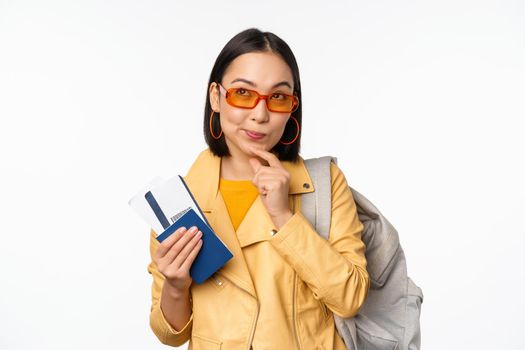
[249,147,283,169]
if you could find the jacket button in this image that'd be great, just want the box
[269,229,278,236]
[303,183,310,189]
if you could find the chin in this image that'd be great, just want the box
[246,143,266,153]
[244,145,261,155]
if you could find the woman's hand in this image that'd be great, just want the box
[153,226,203,294]
[248,146,293,229]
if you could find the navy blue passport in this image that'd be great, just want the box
[155,208,233,284]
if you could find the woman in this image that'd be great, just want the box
[147,28,370,349]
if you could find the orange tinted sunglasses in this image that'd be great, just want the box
[216,82,299,113]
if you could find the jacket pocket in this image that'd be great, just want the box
[354,314,398,350]
[192,334,222,350]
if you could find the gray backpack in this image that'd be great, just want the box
[302,156,424,350]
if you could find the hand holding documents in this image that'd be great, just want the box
[129,175,233,284]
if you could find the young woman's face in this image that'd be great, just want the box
[209,51,295,160]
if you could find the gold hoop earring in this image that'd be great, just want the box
[209,111,223,139]
[279,115,300,145]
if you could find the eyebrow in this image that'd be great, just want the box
[230,78,292,90]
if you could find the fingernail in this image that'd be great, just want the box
[179,226,187,232]
[189,226,198,234]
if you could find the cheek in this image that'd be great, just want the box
[275,116,290,133]
[220,109,246,131]
[265,116,290,144]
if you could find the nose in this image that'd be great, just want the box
[251,98,270,123]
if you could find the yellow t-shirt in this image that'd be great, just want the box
[219,178,259,231]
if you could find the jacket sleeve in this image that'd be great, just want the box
[147,229,193,346]
[268,161,370,318]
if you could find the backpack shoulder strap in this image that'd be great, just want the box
[302,156,337,239]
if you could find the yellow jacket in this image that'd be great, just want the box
[147,148,370,350]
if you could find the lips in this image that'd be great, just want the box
[244,129,266,140]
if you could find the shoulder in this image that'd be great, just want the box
[329,160,349,187]
[300,156,353,194]
[328,160,359,203]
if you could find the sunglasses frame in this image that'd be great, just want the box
[216,82,299,113]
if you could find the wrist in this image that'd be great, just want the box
[271,210,294,230]
[163,281,190,300]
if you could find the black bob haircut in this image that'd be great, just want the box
[203,28,302,162]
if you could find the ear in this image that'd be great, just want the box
[209,82,220,112]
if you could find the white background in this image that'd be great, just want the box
[1,1,524,349]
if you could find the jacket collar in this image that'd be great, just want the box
[182,148,314,298]
[183,148,315,212]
